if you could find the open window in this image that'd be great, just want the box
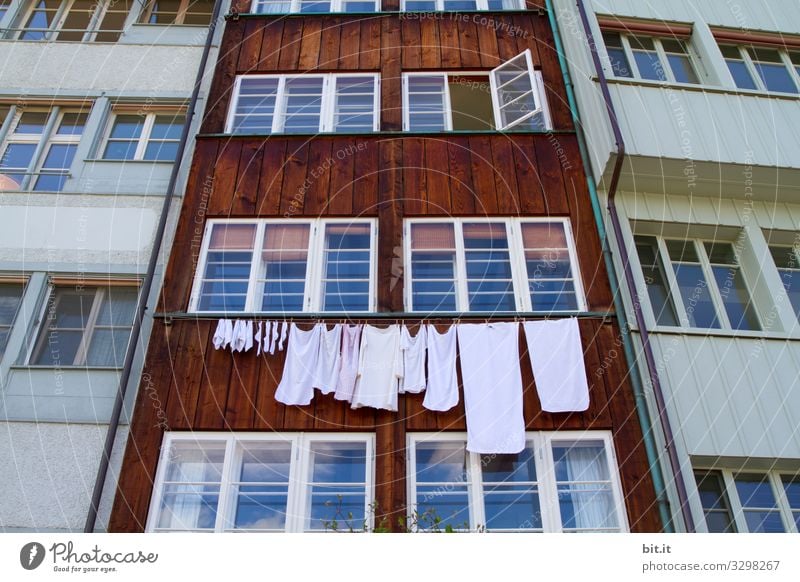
[403,51,550,132]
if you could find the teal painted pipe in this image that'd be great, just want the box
[544,0,674,532]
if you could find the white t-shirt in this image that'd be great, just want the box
[275,323,321,406]
[457,322,525,454]
[351,324,402,411]
[423,324,459,412]
[400,325,427,394]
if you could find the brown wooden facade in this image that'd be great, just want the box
[109,8,662,533]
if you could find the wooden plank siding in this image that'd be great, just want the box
[110,12,660,534]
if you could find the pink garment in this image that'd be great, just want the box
[335,324,363,403]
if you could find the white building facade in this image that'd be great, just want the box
[0,0,226,531]
[555,0,800,532]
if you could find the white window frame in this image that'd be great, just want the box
[16,0,130,42]
[719,43,800,94]
[0,105,85,192]
[225,73,381,135]
[695,468,800,533]
[0,276,27,357]
[146,432,376,533]
[604,31,699,84]
[403,217,586,313]
[407,431,628,533]
[633,234,760,331]
[402,54,551,132]
[139,0,214,25]
[189,218,378,313]
[399,0,525,10]
[251,0,381,13]
[100,109,186,161]
[28,283,139,367]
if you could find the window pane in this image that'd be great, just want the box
[523,222,579,312]
[463,222,515,311]
[721,47,758,89]
[103,141,138,160]
[85,328,132,367]
[322,223,371,312]
[32,289,95,365]
[306,441,368,531]
[749,48,798,93]
[143,141,179,161]
[414,440,470,531]
[299,0,331,12]
[552,440,619,531]
[694,470,736,533]
[633,48,666,81]
[481,446,541,531]
[603,32,633,78]
[770,246,800,321]
[233,443,292,531]
[781,476,800,530]
[150,115,185,140]
[253,0,292,14]
[282,77,324,133]
[341,0,376,11]
[704,242,760,331]
[333,77,376,132]
[57,113,87,135]
[444,0,476,8]
[492,52,538,129]
[0,282,25,356]
[407,76,447,131]
[22,0,61,40]
[260,223,310,312]
[635,236,679,326]
[410,223,458,312]
[448,76,494,131]
[232,78,279,133]
[198,224,256,312]
[0,143,37,187]
[667,53,699,83]
[734,474,785,533]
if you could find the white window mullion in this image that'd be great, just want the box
[215,437,238,532]
[722,470,749,532]
[741,48,766,92]
[244,221,265,313]
[454,221,470,312]
[274,77,288,134]
[539,434,562,533]
[506,220,528,311]
[563,218,587,312]
[307,222,322,312]
[373,74,381,131]
[653,39,675,83]
[620,36,642,79]
[401,74,410,131]
[369,220,378,312]
[321,76,334,133]
[770,472,798,533]
[657,237,691,328]
[442,74,454,132]
[135,113,156,160]
[698,241,733,330]
[288,435,307,533]
[467,451,485,531]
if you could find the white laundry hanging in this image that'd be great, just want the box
[334,324,363,403]
[275,323,322,406]
[351,324,402,411]
[523,318,589,413]
[269,321,278,354]
[255,321,263,356]
[423,324,459,412]
[400,325,427,394]
[457,322,525,454]
[313,323,342,395]
[212,319,233,350]
[278,321,288,351]
[231,320,253,352]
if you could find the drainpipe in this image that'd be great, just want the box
[84,0,224,533]
[545,0,677,532]
[556,0,696,532]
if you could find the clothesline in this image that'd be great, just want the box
[213,317,591,455]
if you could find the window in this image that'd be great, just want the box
[252,0,379,13]
[0,107,88,192]
[101,110,185,161]
[19,0,133,42]
[0,280,26,357]
[408,432,627,532]
[694,469,800,533]
[602,31,699,84]
[30,283,138,367]
[148,433,375,532]
[405,218,584,313]
[226,74,379,135]
[769,244,800,321]
[139,0,214,25]
[403,51,551,132]
[719,44,799,94]
[400,0,524,10]
[191,219,377,313]
[634,235,760,331]
[0,0,12,20]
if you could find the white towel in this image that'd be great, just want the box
[423,325,459,412]
[523,318,589,413]
[457,322,525,454]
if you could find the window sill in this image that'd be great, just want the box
[199,129,569,139]
[11,364,123,371]
[641,325,800,341]
[601,76,800,101]
[84,158,176,164]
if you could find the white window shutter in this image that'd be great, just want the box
[489,49,542,130]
